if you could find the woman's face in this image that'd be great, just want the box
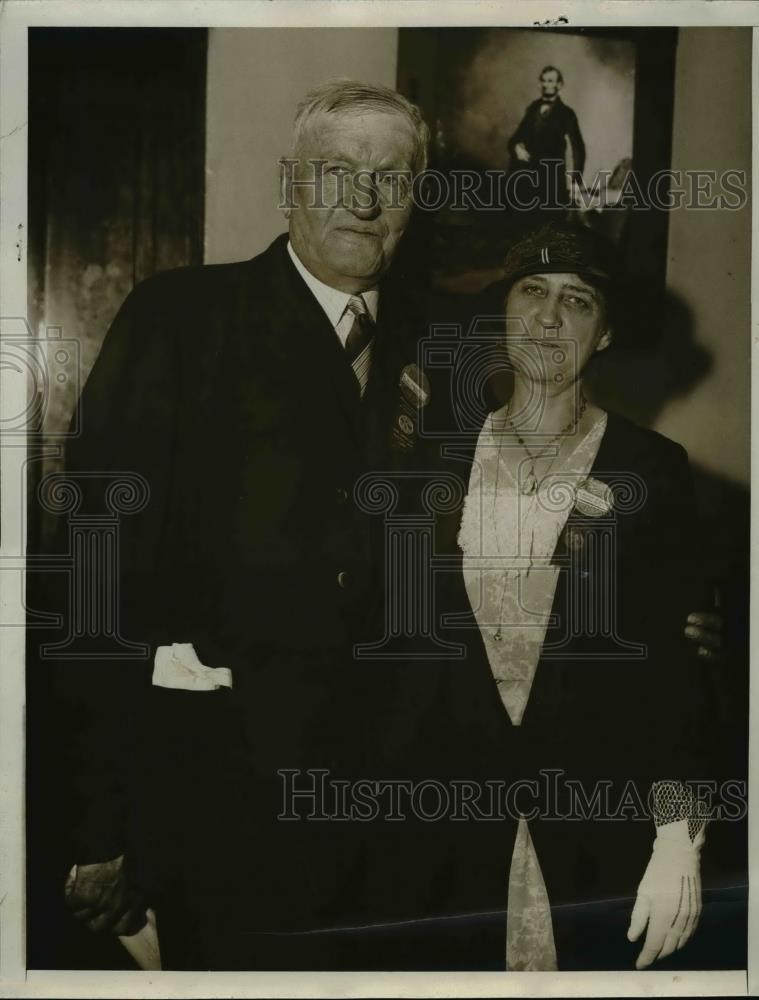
[504,271,611,391]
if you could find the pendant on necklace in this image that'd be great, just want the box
[522,472,538,496]
[493,628,502,642]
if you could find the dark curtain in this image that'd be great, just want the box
[26,27,207,969]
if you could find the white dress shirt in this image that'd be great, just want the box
[287,240,379,345]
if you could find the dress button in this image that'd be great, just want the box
[337,570,350,589]
[336,487,348,505]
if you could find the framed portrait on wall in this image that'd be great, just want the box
[397,27,677,299]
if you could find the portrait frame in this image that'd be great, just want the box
[397,26,678,295]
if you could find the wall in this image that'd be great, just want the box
[658,27,751,487]
[204,27,398,265]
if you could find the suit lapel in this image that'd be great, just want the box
[583,410,618,480]
[362,286,406,462]
[579,414,643,534]
[248,236,418,462]
[521,413,618,726]
[266,235,365,442]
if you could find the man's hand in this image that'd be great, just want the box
[685,611,723,659]
[514,142,531,163]
[627,821,702,969]
[64,855,146,935]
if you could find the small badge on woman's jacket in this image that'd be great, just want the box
[574,476,615,518]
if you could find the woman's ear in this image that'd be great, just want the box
[596,327,613,353]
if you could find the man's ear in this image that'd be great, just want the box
[596,327,612,353]
[279,157,295,220]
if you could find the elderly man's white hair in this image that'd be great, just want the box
[293,79,430,174]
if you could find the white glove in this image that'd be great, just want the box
[627,819,704,969]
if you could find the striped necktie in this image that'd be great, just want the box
[344,295,375,396]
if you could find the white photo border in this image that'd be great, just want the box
[0,2,755,997]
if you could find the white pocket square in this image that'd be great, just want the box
[152,643,233,692]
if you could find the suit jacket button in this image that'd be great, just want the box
[337,571,350,589]
[336,487,348,505]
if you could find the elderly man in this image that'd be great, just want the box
[60,80,435,971]
[61,79,720,971]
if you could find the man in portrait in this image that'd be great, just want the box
[507,65,586,211]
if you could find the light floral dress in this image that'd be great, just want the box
[457,405,608,971]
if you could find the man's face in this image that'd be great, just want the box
[505,271,610,391]
[540,71,561,99]
[287,109,417,293]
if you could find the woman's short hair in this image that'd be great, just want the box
[293,79,430,174]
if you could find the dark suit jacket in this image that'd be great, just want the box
[57,233,442,943]
[508,95,586,176]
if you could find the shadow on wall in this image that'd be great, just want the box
[583,283,749,624]
[583,286,710,426]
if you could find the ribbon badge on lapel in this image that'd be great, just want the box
[392,363,431,451]
[573,476,615,518]
[562,478,615,559]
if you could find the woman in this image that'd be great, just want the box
[437,222,712,971]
